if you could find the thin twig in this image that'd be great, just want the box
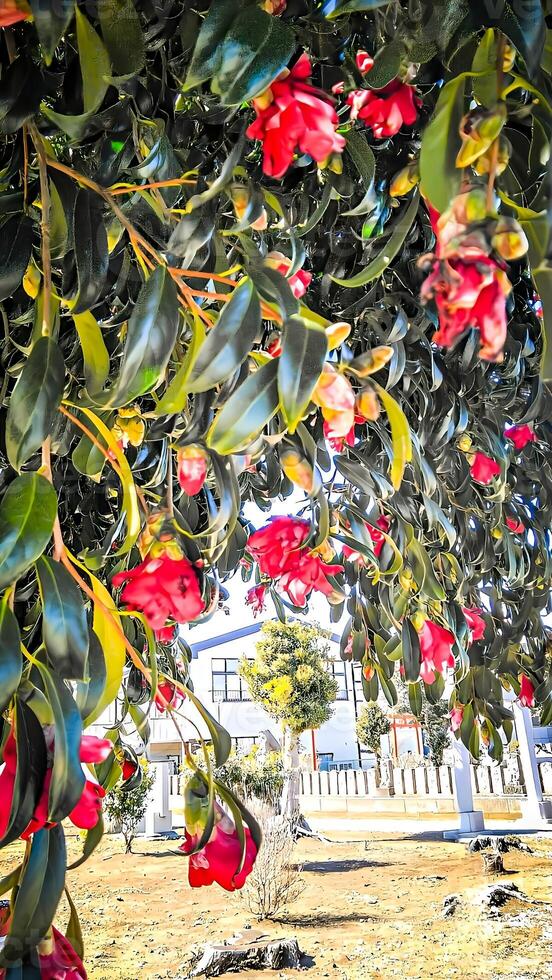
[29,126,52,337]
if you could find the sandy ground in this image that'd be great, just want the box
[1,828,552,980]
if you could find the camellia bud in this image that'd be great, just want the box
[411,610,426,632]
[502,42,515,72]
[362,662,375,681]
[23,261,41,298]
[456,103,507,168]
[491,217,529,261]
[113,406,145,449]
[457,434,472,452]
[462,187,488,224]
[473,134,510,176]
[177,444,209,496]
[348,346,394,377]
[389,160,420,197]
[280,447,315,494]
[319,152,343,175]
[326,321,351,351]
[355,387,380,421]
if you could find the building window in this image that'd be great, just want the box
[211,658,251,702]
[352,663,364,710]
[232,736,258,754]
[330,661,348,700]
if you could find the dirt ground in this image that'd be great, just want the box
[1,827,552,980]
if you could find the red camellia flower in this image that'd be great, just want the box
[0,1,31,27]
[355,50,374,74]
[506,517,525,534]
[323,417,356,452]
[0,906,87,979]
[470,451,500,485]
[343,514,390,562]
[177,445,208,496]
[519,674,535,708]
[246,53,346,179]
[113,553,205,631]
[463,607,485,643]
[121,757,138,782]
[246,583,268,617]
[265,251,312,298]
[155,623,177,644]
[180,801,257,892]
[0,732,111,841]
[247,516,343,607]
[450,705,464,732]
[417,620,455,685]
[504,424,537,451]
[347,80,421,138]
[154,680,184,712]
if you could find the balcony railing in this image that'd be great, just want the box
[210,690,251,703]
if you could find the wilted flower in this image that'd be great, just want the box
[180,786,257,892]
[312,364,356,442]
[342,514,390,563]
[246,53,345,179]
[154,680,184,712]
[470,452,500,485]
[112,405,146,449]
[113,553,204,630]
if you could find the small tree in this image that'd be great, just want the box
[421,701,451,766]
[356,705,391,762]
[240,621,337,818]
[217,747,284,809]
[104,761,155,853]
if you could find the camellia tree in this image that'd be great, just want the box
[241,620,338,817]
[0,0,551,973]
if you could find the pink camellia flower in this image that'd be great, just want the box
[0,1,31,27]
[113,553,205,631]
[347,80,421,138]
[506,517,525,534]
[470,451,500,485]
[265,251,312,298]
[519,674,535,708]
[313,364,356,444]
[417,620,455,685]
[155,623,177,644]
[0,907,87,979]
[180,801,257,891]
[450,704,464,732]
[504,424,537,451]
[463,607,485,643]
[343,514,390,563]
[154,679,184,713]
[247,516,343,607]
[246,53,346,179]
[246,583,268,617]
[323,417,356,452]
[177,445,209,496]
[356,50,374,74]
[0,731,111,841]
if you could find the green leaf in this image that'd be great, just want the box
[76,630,107,726]
[98,0,146,78]
[186,280,260,393]
[374,383,413,490]
[29,0,74,64]
[365,39,403,89]
[73,311,110,396]
[534,263,552,380]
[207,358,280,455]
[70,190,108,314]
[75,7,110,113]
[472,29,501,107]
[97,266,180,407]
[36,557,89,681]
[344,130,376,191]
[402,619,421,683]
[278,316,328,433]
[212,8,296,106]
[0,597,22,714]
[64,886,84,960]
[330,191,419,287]
[0,215,33,302]
[84,571,126,726]
[185,685,232,766]
[492,0,545,79]
[408,681,422,718]
[184,0,238,91]
[35,663,85,822]
[0,474,57,592]
[420,75,466,213]
[6,337,65,471]
[375,665,397,707]
[407,539,446,601]
[155,313,205,414]
[0,699,47,847]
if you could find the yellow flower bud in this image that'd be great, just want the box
[389,160,420,197]
[502,43,515,72]
[355,387,380,421]
[473,134,510,176]
[456,103,507,168]
[326,321,351,351]
[23,261,41,298]
[411,611,426,632]
[463,187,488,223]
[348,346,394,377]
[458,434,472,452]
[491,527,503,540]
[280,447,315,494]
[113,406,146,448]
[491,217,529,261]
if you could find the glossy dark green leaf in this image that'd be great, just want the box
[0,699,47,848]
[6,337,65,472]
[75,8,110,113]
[64,887,84,961]
[0,475,57,592]
[420,75,466,213]
[278,316,328,433]
[407,539,446,601]
[187,279,260,393]
[407,681,422,718]
[36,557,89,681]
[70,190,109,314]
[402,619,421,682]
[344,130,376,192]
[73,312,110,397]
[0,598,22,714]
[0,215,33,302]
[76,631,107,726]
[30,0,74,64]
[330,192,419,287]
[98,0,145,78]
[213,8,296,106]
[365,39,403,89]
[0,59,44,133]
[207,358,280,455]
[184,686,232,766]
[98,266,180,407]
[483,0,545,78]
[35,665,85,823]
[184,0,238,90]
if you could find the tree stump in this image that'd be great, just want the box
[186,938,303,977]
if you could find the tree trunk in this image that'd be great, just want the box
[280,726,301,821]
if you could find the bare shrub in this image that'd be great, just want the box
[243,809,305,920]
